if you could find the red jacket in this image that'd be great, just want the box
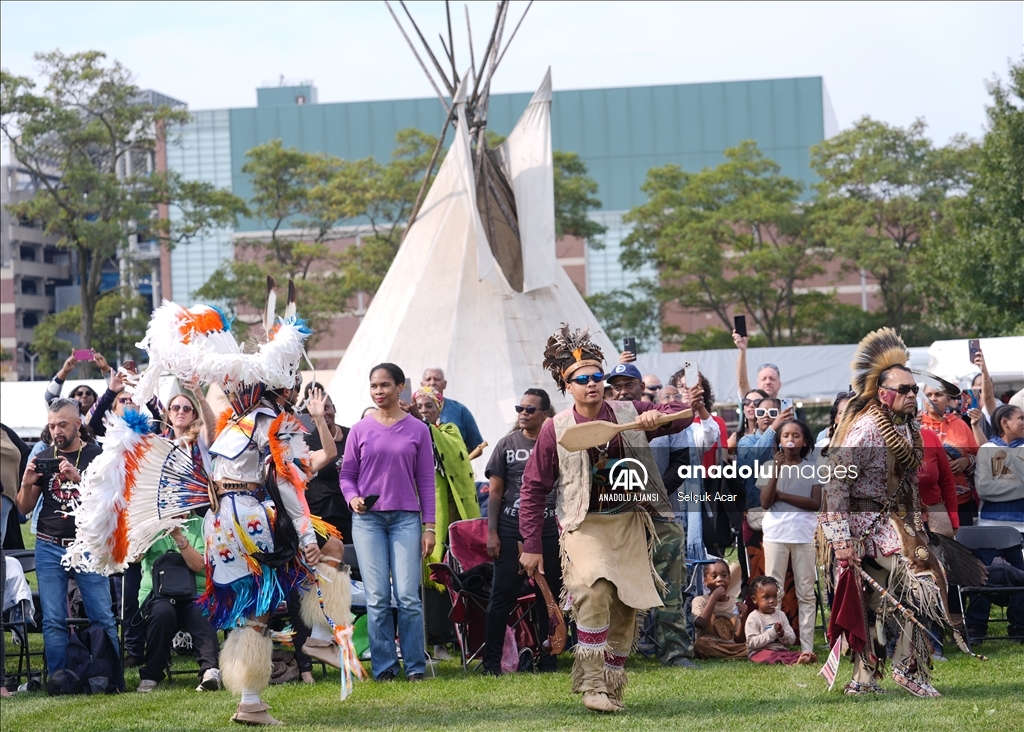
[918,428,960,530]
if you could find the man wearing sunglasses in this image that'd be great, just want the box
[821,328,951,698]
[519,325,693,713]
[482,389,561,676]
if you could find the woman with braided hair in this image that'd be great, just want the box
[519,324,693,713]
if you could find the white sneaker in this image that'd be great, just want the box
[137,679,158,693]
[432,645,452,661]
[196,668,222,692]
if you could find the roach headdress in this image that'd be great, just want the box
[543,323,605,394]
[832,327,910,447]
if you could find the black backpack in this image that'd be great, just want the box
[61,624,124,695]
[150,550,197,602]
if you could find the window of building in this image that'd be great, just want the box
[19,245,37,261]
[20,278,38,295]
[22,312,39,328]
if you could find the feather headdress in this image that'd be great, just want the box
[832,327,910,447]
[542,323,605,394]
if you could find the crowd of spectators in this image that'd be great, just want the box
[1,337,1022,697]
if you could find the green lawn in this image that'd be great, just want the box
[2,637,1021,732]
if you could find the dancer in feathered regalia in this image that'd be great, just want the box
[66,279,357,725]
[820,328,987,697]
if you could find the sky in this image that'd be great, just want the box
[1,0,1022,152]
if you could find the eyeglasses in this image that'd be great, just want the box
[170,404,194,413]
[568,372,605,386]
[661,393,684,402]
[755,408,779,418]
[117,397,131,405]
[879,384,920,396]
[514,405,538,414]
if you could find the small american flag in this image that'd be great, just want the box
[819,638,843,690]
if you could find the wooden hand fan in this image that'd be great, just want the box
[556,409,693,452]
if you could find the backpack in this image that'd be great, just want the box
[151,550,197,602]
[62,624,124,695]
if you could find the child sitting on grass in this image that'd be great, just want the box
[744,575,817,665]
[691,560,749,660]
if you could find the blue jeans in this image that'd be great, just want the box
[36,538,120,672]
[351,510,425,677]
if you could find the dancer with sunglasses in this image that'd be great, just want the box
[821,328,984,698]
[482,388,561,675]
[519,325,693,713]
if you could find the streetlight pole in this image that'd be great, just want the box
[17,347,39,381]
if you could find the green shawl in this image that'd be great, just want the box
[424,422,481,587]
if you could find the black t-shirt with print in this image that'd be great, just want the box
[486,430,557,539]
[35,441,102,540]
[304,427,351,541]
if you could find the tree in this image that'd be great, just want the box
[31,287,150,375]
[931,61,1024,336]
[195,130,439,341]
[621,141,829,346]
[0,50,244,349]
[808,117,975,335]
[585,282,661,353]
[554,150,607,245]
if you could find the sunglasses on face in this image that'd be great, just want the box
[117,397,131,405]
[879,384,920,395]
[568,372,605,386]
[742,398,756,407]
[170,404,194,413]
[646,384,662,391]
[514,405,539,414]
[755,408,779,418]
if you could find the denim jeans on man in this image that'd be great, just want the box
[351,510,426,678]
[36,538,120,672]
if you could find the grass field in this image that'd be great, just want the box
[4,531,1023,731]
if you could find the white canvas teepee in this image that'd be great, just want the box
[330,70,614,473]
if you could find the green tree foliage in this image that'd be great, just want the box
[0,50,244,349]
[584,282,661,353]
[194,130,437,341]
[31,287,150,375]
[931,61,1024,336]
[553,150,607,245]
[808,117,975,336]
[621,141,829,347]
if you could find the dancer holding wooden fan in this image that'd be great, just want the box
[518,324,694,714]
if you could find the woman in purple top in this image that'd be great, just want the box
[339,362,436,681]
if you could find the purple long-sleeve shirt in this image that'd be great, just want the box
[519,400,689,553]
[339,414,436,525]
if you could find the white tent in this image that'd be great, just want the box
[925,336,1024,389]
[329,70,614,474]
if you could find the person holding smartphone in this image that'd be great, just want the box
[340,363,436,682]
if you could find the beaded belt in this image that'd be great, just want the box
[37,531,76,548]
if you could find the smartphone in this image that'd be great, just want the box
[733,315,747,338]
[780,398,793,412]
[684,360,700,389]
[73,349,93,361]
[363,494,380,511]
[968,339,981,363]
[623,337,637,357]
[35,457,62,474]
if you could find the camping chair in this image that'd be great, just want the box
[1,550,40,689]
[955,525,1024,644]
[428,518,541,671]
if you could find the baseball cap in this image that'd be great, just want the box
[608,363,643,382]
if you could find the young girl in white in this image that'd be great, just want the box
[759,419,821,661]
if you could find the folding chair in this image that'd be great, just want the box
[955,525,1024,644]
[2,550,40,688]
[428,518,541,671]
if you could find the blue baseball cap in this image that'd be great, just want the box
[608,363,643,382]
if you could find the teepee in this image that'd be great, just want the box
[330,3,614,471]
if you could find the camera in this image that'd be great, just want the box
[35,458,62,474]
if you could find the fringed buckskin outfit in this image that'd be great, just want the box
[820,328,987,698]
[519,325,692,712]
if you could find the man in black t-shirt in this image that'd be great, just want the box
[482,388,562,675]
[17,398,120,679]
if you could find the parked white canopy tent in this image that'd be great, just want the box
[329,70,613,474]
